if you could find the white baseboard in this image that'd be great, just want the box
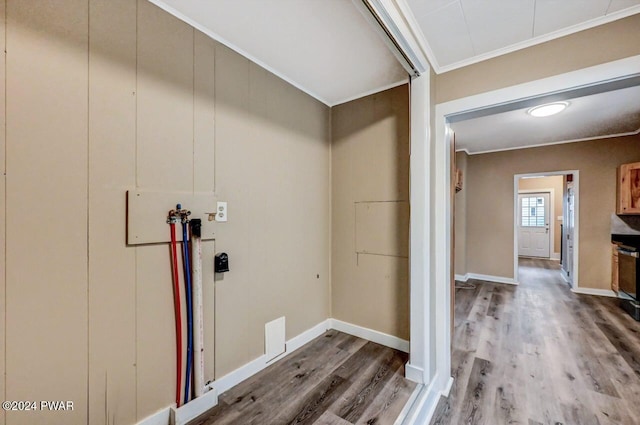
[170,390,218,425]
[550,252,560,260]
[442,376,454,397]
[399,373,440,425]
[404,363,425,384]
[137,318,408,425]
[572,287,617,298]
[467,273,518,285]
[454,273,468,282]
[329,319,410,353]
[400,374,455,425]
[136,407,170,425]
[207,319,331,395]
[285,319,331,353]
[394,384,422,425]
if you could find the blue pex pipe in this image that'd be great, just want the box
[182,221,193,405]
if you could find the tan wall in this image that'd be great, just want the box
[331,85,410,340]
[465,135,640,289]
[2,1,330,424]
[0,1,5,423]
[454,151,468,275]
[436,14,640,103]
[518,175,564,254]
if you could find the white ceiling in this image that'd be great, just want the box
[148,0,408,106]
[450,83,640,154]
[406,0,640,72]
[148,0,640,107]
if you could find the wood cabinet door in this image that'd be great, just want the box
[618,162,640,214]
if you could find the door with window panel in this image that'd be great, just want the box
[518,193,550,258]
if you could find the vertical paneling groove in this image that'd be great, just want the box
[212,44,252,378]
[88,0,137,424]
[5,1,89,424]
[135,0,194,418]
[0,1,5,424]
[134,1,139,420]
[193,30,216,382]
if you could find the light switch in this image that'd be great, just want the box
[216,201,227,222]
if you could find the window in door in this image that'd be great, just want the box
[521,196,546,227]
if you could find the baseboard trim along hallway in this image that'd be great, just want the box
[571,287,618,297]
[455,272,518,285]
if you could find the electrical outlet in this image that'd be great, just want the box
[216,201,228,222]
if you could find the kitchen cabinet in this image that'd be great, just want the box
[612,243,619,293]
[617,161,640,214]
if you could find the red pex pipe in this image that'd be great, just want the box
[170,222,183,407]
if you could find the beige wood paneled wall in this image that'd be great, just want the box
[213,44,331,377]
[465,135,640,289]
[88,1,137,424]
[1,1,330,424]
[6,2,89,425]
[331,85,410,340]
[0,1,5,424]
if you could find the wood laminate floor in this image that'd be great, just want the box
[190,330,416,425]
[431,258,640,425]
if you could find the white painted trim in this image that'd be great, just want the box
[408,73,432,385]
[518,188,556,260]
[572,170,582,283]
[146,0,332,106]
[170,390,218,425]
[572,287,618,298]
[462,128,640,156]
[392,0,441,72]
[136,407,170,425]
[551,252,561,261]
[206,352,267,396]
[467,273,519,285]
[454,273,468,282]
[442,376,454,397]
[359,0,431,75]
[207,319,331,395]
[285,320,331,354]
[399,372,453,425]
[393,382,422,425]
[433,5,640,73]
[437,56,640,120]
[332,78,409,107]
[404,364,424,383]
[433,115,452,396]
[329,319,410,353]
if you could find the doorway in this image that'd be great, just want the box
[517,191,551,258]
[513,171,579,288]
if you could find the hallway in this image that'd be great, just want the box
[431,258,640,424]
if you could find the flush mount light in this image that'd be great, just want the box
[527,101,569,117]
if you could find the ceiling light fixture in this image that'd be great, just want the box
[527,101,569,117]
